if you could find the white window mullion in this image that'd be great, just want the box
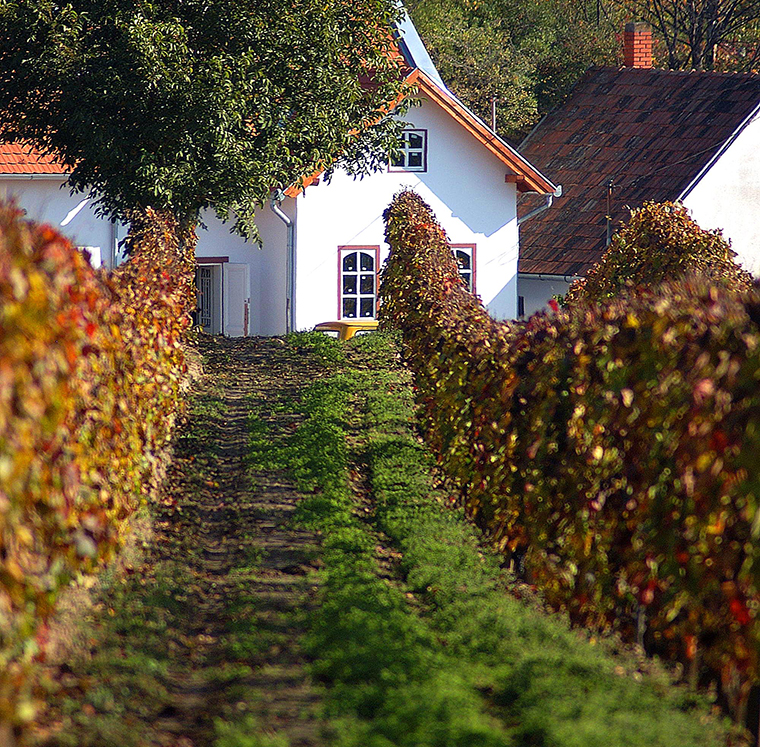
[340,247,378,319]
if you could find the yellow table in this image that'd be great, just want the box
[314,320,379,341]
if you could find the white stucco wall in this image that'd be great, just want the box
[293,95,521,331]
[518,275,574,317]
[195,205,290,336]
[682,110,760,276]
[0,174,289,336]
[1,91,525,337]
[0,177,118,268]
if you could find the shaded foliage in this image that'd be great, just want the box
[0,0,407,240]
[408,0,623,142]
[617,0,760,70]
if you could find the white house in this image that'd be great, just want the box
[0,14,556,335]
[517,22,760,317]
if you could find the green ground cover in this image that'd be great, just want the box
[248,331,741,747]
[32,331,744,746]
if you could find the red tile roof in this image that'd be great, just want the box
[0,141,67,174]
[517,67,760,276]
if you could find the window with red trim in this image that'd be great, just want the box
[339,246,378,319]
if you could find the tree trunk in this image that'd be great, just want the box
[123,207,198,318]
[702,0,719,70]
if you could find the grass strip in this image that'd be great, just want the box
[249,331,740,747]
[353,332,740,747]
[248,334,512,746]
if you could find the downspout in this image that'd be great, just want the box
[110,219,118,269]
[269,190,295,334]
[517,185,563,226]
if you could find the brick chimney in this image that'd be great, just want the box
[624,22,653,68]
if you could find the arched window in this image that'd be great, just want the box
[339,247,378,319]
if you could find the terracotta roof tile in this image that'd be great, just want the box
[518,67,760,276]
[0,141,66,174]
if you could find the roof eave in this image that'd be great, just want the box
[0,171,67,178]
[411,70,557,195]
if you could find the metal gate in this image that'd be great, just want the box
[196,266,213,331]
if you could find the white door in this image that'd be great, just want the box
[223,263,250,337]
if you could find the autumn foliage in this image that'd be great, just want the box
[0,204,193,725]
[566,201,754,306]
[380,190,760,723]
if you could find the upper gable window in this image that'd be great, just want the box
[390,129,427,172]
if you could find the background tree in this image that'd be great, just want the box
[616,0,760,70]
[565,201,754,305]
[0,0,407,243]
[407,0,624,143]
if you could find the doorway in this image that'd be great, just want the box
[194,264,222,334]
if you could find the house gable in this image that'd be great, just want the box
[292,89,528,328]
[681,104,760,275]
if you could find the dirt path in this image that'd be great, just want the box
[32,332,744,747]
[36,337,327,747]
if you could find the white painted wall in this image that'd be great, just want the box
[195,205,290,336]
[682,110,760,276]
[1,91,524,337]
[0,175,288,336]
[0,177,117,268]
[293,95,521,331]
[518,275,575,317]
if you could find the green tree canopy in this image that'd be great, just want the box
[0,0,407,239]
[565,201,755,305]
[407,0,624,142]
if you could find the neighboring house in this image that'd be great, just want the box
[517,22,760,317]
[0,13,556,335]
[0,142,127,269]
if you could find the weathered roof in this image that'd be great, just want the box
[0,141,66,174]
[518,66,760,276]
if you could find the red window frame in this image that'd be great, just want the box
[337,245,381,320]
